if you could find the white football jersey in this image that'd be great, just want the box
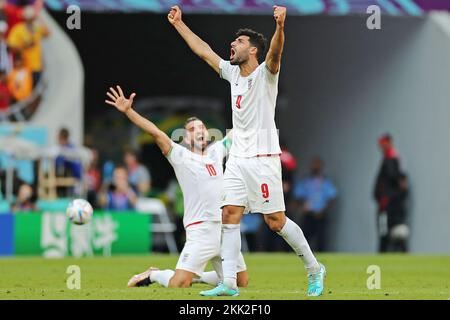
[219,59,282,158]
[166,138,230,228]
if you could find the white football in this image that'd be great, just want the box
[66,199,94,225]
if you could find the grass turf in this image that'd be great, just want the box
[1,253,449,300]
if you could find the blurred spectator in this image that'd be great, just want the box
[99,166,137,210]
[0,69,11,110]
[7,5,49,86]
[0,0,23,36]
[7,53,32,101]
[55,127,82,180]
[293,157,337,252]
[11,183,36,211]
[102,160,114,186]
[373,134,409,252]
[0,20,12,74]
[280,142,297,205]
[124,149,151,196]
[166,178,185,251]
[390,173,409,252]
[86,148,101,208]
[241,214,263,252]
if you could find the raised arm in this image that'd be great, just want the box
[225,129,233,141]
[105,86,172,155]
[168,5,221,74]
[265,6,286,74]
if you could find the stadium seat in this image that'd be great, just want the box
[135,197,178,254]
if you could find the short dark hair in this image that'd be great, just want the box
[59,128,70,140]
[184,116,202,128]
[15,53,23,62]
[236,28,267,60]
[124,148,138,158]
[379,133,392,143]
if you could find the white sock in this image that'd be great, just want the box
[192,271,221,286]
[277,217,320,274]
[150,269,175,287]
[221,224,241,289]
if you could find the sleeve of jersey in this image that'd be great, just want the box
[262,61,280,84]
[221,136,232,157]
[206,138,231,160]
[166,142,185,168]
[219,59,233,82]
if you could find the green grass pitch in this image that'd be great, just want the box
[1,254,449,300]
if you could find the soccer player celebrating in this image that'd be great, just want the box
[168,5,326,296]
[105,86,248,289]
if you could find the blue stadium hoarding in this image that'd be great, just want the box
[0,214,14,256]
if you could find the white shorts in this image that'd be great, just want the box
[222,155,286,214]
[176,221,247,276]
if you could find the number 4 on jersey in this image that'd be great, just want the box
[235,95,242,109]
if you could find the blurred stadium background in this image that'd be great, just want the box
[1,0,450,263]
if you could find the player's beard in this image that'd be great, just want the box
[190,139,206,153]
[230,52,248,66]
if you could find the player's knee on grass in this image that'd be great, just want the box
[263,212,286,232]
[168,270,194,288]
[169,277,191,288]
[237,271,249,288]
[222,205,244,224]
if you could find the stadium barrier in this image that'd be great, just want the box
[0,211,151,257]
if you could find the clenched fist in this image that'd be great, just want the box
[168,5,182,25]
[273,5,286,27]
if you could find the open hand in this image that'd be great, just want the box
[105,86,136,113]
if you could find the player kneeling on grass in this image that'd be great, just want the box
[105,86,248,289]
